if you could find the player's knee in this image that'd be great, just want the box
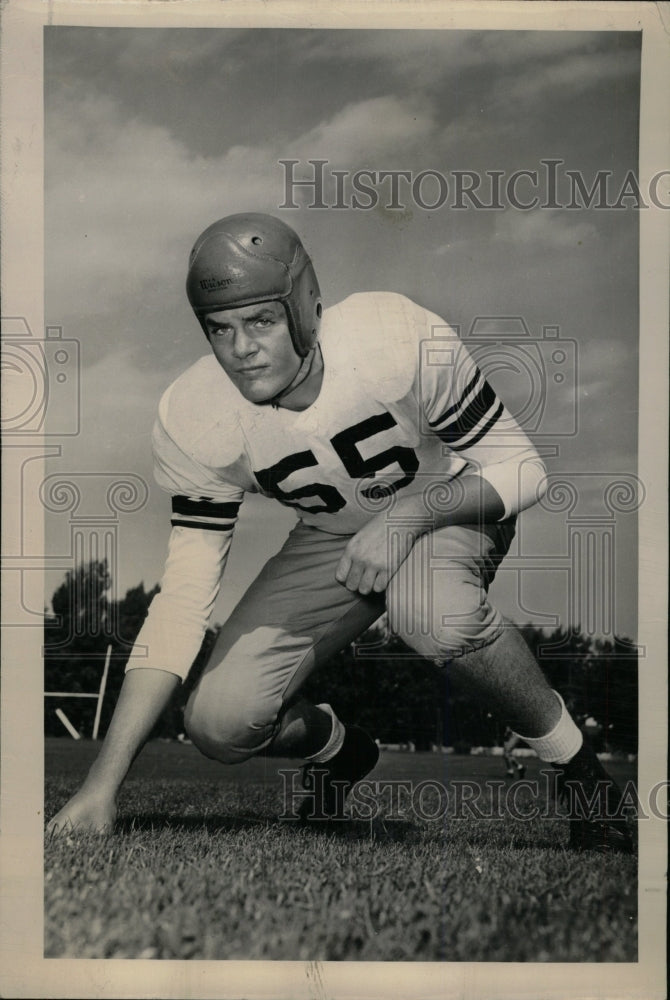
[184,686,280,764]
[392,597,502,661]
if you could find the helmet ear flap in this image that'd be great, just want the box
[186,213,322,355]
[287,258,322,356]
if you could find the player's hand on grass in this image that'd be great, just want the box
[47,788,117,836]
[335,515,421,595]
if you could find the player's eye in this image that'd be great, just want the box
[254,317,273,329]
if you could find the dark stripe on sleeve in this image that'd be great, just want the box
[450,401,504,452]
[436,381,497,445]
[428,367,481,429]
[171,495,241,518]
[171,518,236,532]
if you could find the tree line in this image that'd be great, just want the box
[44,560,638,753]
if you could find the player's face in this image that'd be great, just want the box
[204,302,301,403]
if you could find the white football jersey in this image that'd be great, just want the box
[128,292,546,678]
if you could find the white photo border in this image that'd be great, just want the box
[1,1,667,998]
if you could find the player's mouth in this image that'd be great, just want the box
[236,365,269,376]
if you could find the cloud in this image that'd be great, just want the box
[70,347,181,468]
[493,46,640,110]
[46,86,441,341]
[290,95,435,163]
[47,92,283,332]
[492,208,599,250]
[46,27,639,341]
[426,34,640,162]
[114,29,244,74]
[475,30,636,68]
[297,28,633,85]
[574,336,634,396]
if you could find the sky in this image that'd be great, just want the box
[43,27,642,640]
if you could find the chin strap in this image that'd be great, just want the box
[267,344,321,409]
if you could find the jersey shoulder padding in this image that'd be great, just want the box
[156,354,245,468]
[323,292,433,404]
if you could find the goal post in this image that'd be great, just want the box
[45,644,113,739]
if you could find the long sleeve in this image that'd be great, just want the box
[126,388,245,680]
[418,313,547,519]
[126,523,234,680]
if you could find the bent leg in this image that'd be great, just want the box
[447,626,561,736]
[387,520,631,851]
[387,522,560,737]
[184,522,383,764]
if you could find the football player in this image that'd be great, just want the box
[48,214,632,852]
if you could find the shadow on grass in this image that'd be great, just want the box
[115,812,420,844]
[287,817,420,844]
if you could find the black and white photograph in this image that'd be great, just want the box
[1,1,667,998]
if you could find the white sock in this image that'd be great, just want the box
[512,691,583,765]
[304,703,346,763]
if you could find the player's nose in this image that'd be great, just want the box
[231,325,258,358]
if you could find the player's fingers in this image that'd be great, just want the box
[344,562,364,592]
[357,567,378,595]
[372,571,389,593]
[335,554,352,584]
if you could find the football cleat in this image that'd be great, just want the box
[299,725,379,823]
[553,743,634,854]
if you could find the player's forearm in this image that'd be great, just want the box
[81,668,180,799]
[398,474,506,535]
[124,525,230,682]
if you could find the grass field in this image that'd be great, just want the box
[45,738,637,962]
